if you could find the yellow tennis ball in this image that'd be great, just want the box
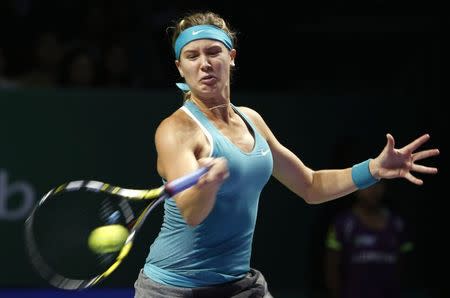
[88,224,129,254]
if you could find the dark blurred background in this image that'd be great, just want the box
[0,1,446,297]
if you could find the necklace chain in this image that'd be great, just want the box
[208,103,229,110]
[190,99,229,111]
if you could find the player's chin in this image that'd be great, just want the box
[198,86,217,94]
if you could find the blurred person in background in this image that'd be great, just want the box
[59,46,99,88]
[98,42,134,88]
[18,31,64,88]
[324,180,414,298]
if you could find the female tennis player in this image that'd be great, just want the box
[134,11,439,298]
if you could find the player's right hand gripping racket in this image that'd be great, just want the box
[24,167,208,290]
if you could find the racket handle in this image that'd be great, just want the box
[164,167,209,196]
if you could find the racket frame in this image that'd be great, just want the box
[24,167,207,289]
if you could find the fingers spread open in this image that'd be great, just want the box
[404,134,430,153]
[412,149,440,161]
[412,163,438,174]
[386,133,395,151]
[405,172,424,185]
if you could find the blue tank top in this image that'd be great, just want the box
[144,100,273,287]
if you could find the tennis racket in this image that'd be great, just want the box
[24,167,208,290]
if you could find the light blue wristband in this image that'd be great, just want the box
[351,159,379,189]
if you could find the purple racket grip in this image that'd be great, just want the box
[164,167,209,196]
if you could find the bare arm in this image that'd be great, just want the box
[242,107,356,203]
[241,107,439,204]
[155,112,228,226]
[270,143,355,204]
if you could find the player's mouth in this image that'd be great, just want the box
[200,75,217,85]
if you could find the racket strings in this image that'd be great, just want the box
[99,197,121,225]
[24,179,179,290]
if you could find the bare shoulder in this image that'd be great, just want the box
[156,108,196,134]
[155,108,200,147]
[237,106,269,136]
[237,106,265,122]
[154,108,208,179]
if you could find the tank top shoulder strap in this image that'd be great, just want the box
[181,101,217,131]
[230,104,260,136]
[180,100,215,156]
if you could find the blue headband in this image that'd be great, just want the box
[174,25,233,60]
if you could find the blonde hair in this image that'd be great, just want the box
[170,11,237,50]
[168,11,237,101]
